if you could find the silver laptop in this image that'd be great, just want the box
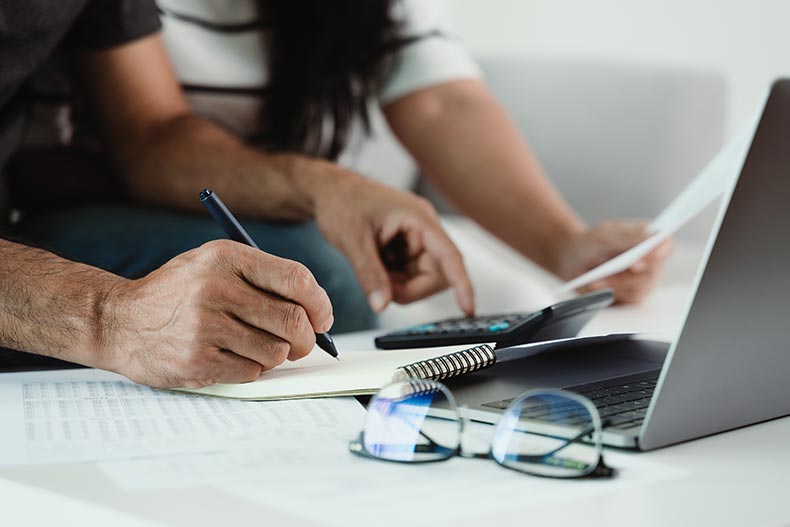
[447,79,790,451]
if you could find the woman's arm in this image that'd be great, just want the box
[75,34,474,314]
[384,79,672,303]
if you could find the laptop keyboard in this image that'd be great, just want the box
[481,369,661,430]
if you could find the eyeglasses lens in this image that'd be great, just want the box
[362,381,461,462]
[491,391,603,478]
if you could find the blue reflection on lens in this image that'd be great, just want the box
[492,392,592,466]
[365,392,438,461]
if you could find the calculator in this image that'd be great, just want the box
[374,289,614,350]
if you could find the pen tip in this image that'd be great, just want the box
[316,332,339,360]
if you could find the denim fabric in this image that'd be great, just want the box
[12,206,377,334]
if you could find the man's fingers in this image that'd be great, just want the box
[421,227,475,315]
[197,348,264,386]
[176,346,263,388]
[206,241,334,333]
[220,282,316,360]
[213,316,306,368]
[342,234,393,313]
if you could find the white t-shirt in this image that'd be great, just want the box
[157,0,482,186]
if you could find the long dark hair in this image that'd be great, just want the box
[261,0,400,160]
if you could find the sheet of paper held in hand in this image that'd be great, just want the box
[557,118,758,294]
[0,368,363,466]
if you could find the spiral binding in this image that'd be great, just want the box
[394,344,497,382]
[390,379,444,401]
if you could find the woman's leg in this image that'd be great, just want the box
[12,206,376,333]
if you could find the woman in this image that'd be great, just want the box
[154,0,670,302]
[10,0,669,335]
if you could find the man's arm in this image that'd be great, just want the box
[0,238,114,366]
[76,35,475,315]
[0,236,334,388]
[384,79,672,304]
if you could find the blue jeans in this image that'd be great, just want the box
[12,206,376,334]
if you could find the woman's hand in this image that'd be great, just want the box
[309,167,475,315]
[553,221,674,304]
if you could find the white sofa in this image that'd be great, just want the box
[351,58,726,329]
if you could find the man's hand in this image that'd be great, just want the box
[308,168,475,316]
[100,240,334,389]
[553,221,674,304]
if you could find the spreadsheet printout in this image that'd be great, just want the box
[0,368,364,465]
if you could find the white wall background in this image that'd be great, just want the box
[452,0,789,139]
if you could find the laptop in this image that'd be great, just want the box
[446,79,790,451]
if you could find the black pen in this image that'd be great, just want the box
[199,188,339,360]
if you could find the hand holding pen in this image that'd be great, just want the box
[200,189,339,360]
[96,232,335,389]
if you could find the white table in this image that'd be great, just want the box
[2,242,789,526]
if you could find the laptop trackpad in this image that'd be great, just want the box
[446,338,670,409]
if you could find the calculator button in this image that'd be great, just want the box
[406,324,437,335]
[488,322,511,332]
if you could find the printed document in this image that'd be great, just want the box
[0,368,363,466]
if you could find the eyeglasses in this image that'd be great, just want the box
[349,380,615,479]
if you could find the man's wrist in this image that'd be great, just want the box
[82,271,131,372]
[0,239,133,370]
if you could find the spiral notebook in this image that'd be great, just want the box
[177,334,632,401]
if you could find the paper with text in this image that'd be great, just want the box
[0,368,363,466]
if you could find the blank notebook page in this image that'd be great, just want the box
[176,344,474,400]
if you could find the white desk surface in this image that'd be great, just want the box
[2,243,789,527]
